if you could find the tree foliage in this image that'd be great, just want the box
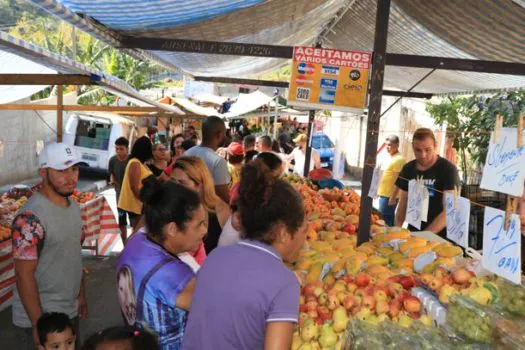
[426,90,525,181]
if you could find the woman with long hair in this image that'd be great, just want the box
[118,136,153,230]
[117,177,206,349]
[183,159,306,350]
[170,156,230,255]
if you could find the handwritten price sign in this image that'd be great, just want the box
[445,193,470,248]
[407,180,429,230]
[482,206,521,284]
[368,167,384,199]
[480,128,525,197]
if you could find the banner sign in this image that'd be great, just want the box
[287,47,371,113]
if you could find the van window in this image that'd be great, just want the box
[74,119,111,151]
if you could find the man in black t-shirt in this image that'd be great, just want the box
[394,128,459,238]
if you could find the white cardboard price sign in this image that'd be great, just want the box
[407,180,422,229]
[480,128,525,197]
[421,186,429,223]
[445,192,470,248]
[482,206,521,284]
[368,167,384,199]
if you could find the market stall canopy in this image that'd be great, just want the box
[0,32,185,114]
[173,97,218,116]
[192,93,228,106]
[28,0,525,94]
[222,90,275,119]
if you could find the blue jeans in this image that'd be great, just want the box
[379,196,397,226]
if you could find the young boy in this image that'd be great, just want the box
[108,137,130,244]
[37,312,76,350]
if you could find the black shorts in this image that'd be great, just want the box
[117,208,129,227]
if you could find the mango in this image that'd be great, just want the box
[306,263,323,284]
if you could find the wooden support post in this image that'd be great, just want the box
[357,0,391,246]
[57,85,63,142]
[303,110,315,177]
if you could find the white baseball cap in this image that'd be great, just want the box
[39,142,81,170]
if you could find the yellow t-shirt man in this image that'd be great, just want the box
[377,153,406,198]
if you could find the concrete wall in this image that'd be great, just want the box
[0,92,77,186]
[322,97,443,181]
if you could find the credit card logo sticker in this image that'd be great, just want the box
[319,89,336,104]
[321,65,339,75]
[320,78,338,89]
[297,62,316,75]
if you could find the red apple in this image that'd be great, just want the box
[355,272,371,288]
[408,311,421,320]
[389,299,401,318]
[396,290,410,302]
[452,268,474,285]
[336,291,349,304]
[303,284,317,297]
[403,296,421,313]
[342,275,354,284]
[351,305,362,316]
[317,306,332,322]
[299,304,308,313]
[355,288,367,299]
[365,285,376,296]
[362,295,376,310]
[327,294,340,310]
[434,267,448,280]
[314,317,323,325]
[308,309,319,319]
[387,275,401,284]
[443,275,454,286]
[342,223,356,235]
[343,296,356,311]
[399,276,417,290]
[306,295,317,303]
[305,300,318,312]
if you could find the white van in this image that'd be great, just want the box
[63,112,137,171]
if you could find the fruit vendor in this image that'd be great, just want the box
[11,142,87,350]
[183,159,307,349]
[394,128,459,238]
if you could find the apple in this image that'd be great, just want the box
[387,275,401,284]
[341,275,353,284]
[429,278,443,291]
[346,282,358,294]
[396,290,410,302]
[452,268,474,285]
[399,276,417,290]
[407,311,421,320]
[333,281,347,293]
[362,295,376,310]
[353,295,363,307]
[299,312,309,327]
[355,288,367,299]
[374,289,388,302]
[343,296,356,311]
[299,295,305,305]
[303,284,317,297]
[314,317,323,325]
[434,267,448,280]
[387,282,403,297]
[336,291,349,304]
[318,292,328,306]
[306,300,318,312]
[376,300,389,315]
[317,306,332,323]
[403,296,421,313]
[420,314,433,326]
[299,304,308,313]
[342,223,356,235]
[420,273,433,286]
[313,287,325,297]
[327,294,340,310]
[308,309,319,319]
[355,272,371,288]
[389,299,401,318]
[306,295,317,303]
[443,275,454,286]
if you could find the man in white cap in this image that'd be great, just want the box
[11,142,87,349]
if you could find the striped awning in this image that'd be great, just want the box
[24,0,525,94]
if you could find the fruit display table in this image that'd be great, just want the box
[0,192,119,312]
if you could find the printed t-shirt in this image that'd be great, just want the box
[117,229,194,349]
[395,157,459,237]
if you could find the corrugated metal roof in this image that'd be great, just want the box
[25,0,525,94]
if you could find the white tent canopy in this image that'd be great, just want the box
[223,90,275,119]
